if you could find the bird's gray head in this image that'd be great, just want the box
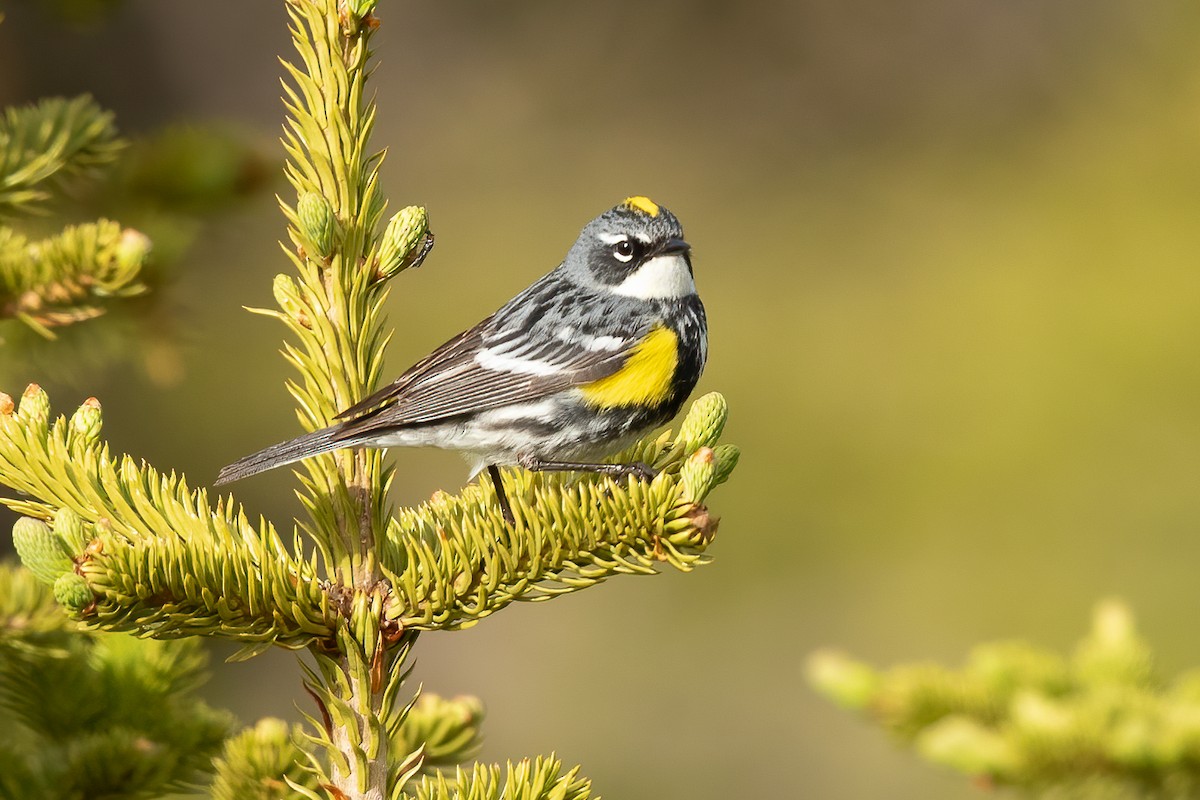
[562,196,695,300]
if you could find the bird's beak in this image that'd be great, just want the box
[660,237,690,255]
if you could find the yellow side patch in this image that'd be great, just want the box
[622,195,660,217]
[581,326,678,409]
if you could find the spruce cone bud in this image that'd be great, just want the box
[0,393,13,416]
[272,273,311,327]
[17,383,49,437]
[679,446,717,501]
[806,649,880,710]
[677,392,727,453]
[53,573,94,612]
[376,205,430,281]
[12,517,72,585]
[53,508,87,552]
[297,192,336,259]
[710,444,740,487]
[115,228,152,272]
[69,397,103,447]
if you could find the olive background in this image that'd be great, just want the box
[3,2,1200,797]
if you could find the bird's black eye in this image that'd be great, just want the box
[612,239,638,263]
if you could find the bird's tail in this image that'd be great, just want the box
[214,424,355,486]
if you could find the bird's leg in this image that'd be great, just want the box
[517,453,659,482]
[486,464,516,525]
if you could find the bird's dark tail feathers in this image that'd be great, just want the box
[213,424,353,486]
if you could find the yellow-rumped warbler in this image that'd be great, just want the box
[215,196,707,523]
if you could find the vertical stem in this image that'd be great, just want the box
[280,2,406,798]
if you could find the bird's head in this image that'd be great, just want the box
[564,196,695,300]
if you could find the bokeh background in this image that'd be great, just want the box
[4,1,1200,797]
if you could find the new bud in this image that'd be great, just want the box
[806,649,880,710]
[710,444,740,487]
[53,572,94,613]
[679,446,718,501]
[12,517,73,585]
[115,228,152,272]
[677,392,728,453]
[53,508,88,552]
[375,205,430,281]
[17,383,50,437]
[272,273,311,328]
[297,192,336,259]
[69,397,103,447]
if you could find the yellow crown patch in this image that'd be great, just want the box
[622,196,660,217]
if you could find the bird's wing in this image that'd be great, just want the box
[330,314,641,439]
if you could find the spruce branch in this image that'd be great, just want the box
[0,219,149,338]
[212,718,320,800]
[808,600,1200,797]
[403,757,594,800]
[272,0,398,588]
[393,694,485,776]
[381,394,732,631]
[0,95,123,216]
[0,563,232,797]
[0,385,338,648]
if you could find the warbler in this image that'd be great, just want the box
[215,196,708,523]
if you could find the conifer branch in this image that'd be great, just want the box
[212,718,318,800]
[0,219,149,338]
[0,95,123,216]
[381,394,732,631]
[809,601,1200,797]
[403,757,594,800]
[273,0,398,587]
[0,385,336,648]
[0,94,151,339]
[0,563,232,797]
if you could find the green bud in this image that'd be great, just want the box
[1010,691,1075,739]
[17,383,49,437]
[710,443,740,487]
[915,716,1019,779]
[271,273,311,328]
[1074,599,1154,686]
[53,572,94,612]
[965,641,1070,697]
[68,397,103,447]
[679,447,717,501]
[676,392,727,453]
[53,508,87,552]
[297,192,336,259]
[115,228,152,272]
[1105,714,1159,768]
[806,649,880,710]
[0,392,13,417]
[376,205,430,281]
[12,517,73,585]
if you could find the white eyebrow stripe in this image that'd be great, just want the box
[597,232,628,245]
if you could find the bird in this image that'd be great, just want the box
[215,196,708,524]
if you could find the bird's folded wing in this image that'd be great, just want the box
[331,316,637,437]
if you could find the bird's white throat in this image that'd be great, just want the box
[611,253,696,299]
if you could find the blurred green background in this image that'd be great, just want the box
[4,1,1200,797]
